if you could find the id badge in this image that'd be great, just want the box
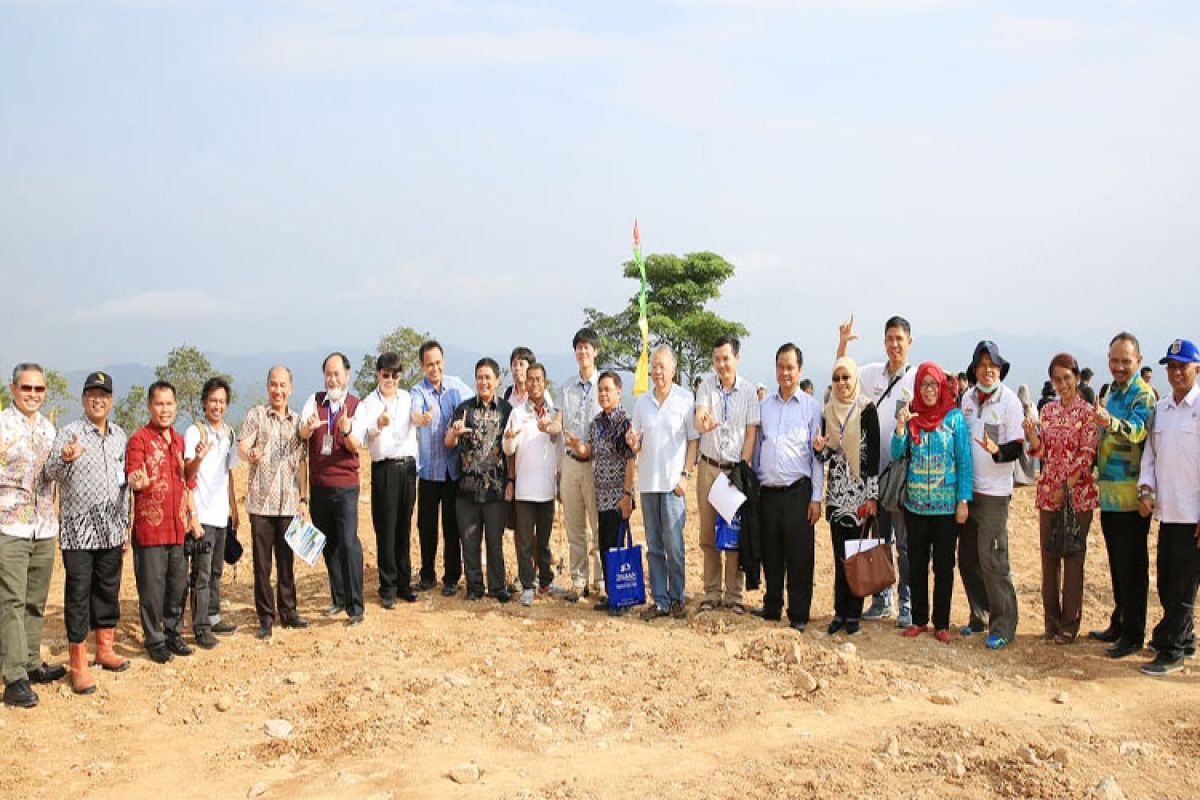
[320,434,333,456]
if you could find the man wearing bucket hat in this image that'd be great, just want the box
[43,371,131,694]
[958,342,1024,650]
[1136,338,1200,676]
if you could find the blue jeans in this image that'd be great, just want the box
[877,507,912,610]
[640,491,686,609]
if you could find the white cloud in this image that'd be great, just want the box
[74,289,238,323]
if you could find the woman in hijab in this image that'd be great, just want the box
[892,362,973,644]
[814,357,880,635]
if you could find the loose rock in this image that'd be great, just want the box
[448,762,481,784]
[723,639,741,658]
[1091,776,1127,800]
[216,696,233,712]
[247,783,267,798]
[941,752,966,778]
[263,719,293,739]
[882,735,901,758]
[1053,691,1070,705]
[796,668,819,693]
[930,690,959,706]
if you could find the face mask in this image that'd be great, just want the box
[975,381,1000,396]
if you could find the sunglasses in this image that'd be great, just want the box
[377,371,400,380]
[17,384,47,394]
[831,375,853,383]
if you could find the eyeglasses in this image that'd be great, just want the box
[378,371,399,380]
[919,381,940,390]
[831,375,852,383]
[17,384,47,394]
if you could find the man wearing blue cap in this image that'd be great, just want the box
[1136,338,1200,676]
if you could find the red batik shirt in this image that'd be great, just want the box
[126,424,190,546]
[1035,395,1099,513]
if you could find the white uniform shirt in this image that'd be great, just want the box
[633,384,698,493]
[960,384,1025,497]
[352,388,420,463]
[1140,384,1200,524]
[502,399,559,502]
[858,361,916,471]
[696,374,761,464]
[184,421,238,527]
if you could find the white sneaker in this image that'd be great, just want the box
[520,589,534,607]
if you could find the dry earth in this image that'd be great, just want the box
[3,455,1198,800]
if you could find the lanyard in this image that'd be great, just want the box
[837,399,859,437]
[580,380,593,409]
[720,386,735,424]
[326,401,341,437]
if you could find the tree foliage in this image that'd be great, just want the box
[353,326,428,396]
[0,384,9,410]
[582,251,749,387]
[155,345,233,425]
[42,369,71,423]
[113,384,148,433]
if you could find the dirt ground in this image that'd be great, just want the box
[3,455,1198,800]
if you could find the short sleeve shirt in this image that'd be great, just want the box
[632,385,698,493]
[185,421,238,526]
[0,408,58,540]
[588,408,635,512]
[960,384,1026,496]
[858,362,916,471]
[695,375,761,463]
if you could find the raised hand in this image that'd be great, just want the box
[247,443,265,464]
[812,434,828,452]
[625,427,643,451]
[61,433,86,463]
[838,314,858,350]
[974,430,999,456]
[695,407,719,434]
[338,413,353,435]
[378,410,391,429]
[302,414,322,437]
[129,466,150,492]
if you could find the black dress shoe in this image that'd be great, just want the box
[416,579,437,591]
[281,616,310,629]
[399,590,418,603]
[147,646,174,663]
[826,618,846,636]
[195,630,219,650]
[3,678,38,708]
[255,623,273,640]
[493,590,512,604]
[790,621,808,632]
[347,615,365,627]
[27,662,66,683]
[381,597,396,610]
[1089,627,1121,643]
[212,620,238,635]
[322,603,345,616]
[166,637,195,657]
[441,584,458,597]
[1106,641,1142,659]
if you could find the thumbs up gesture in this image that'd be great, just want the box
[378,410,391,429]
[61,433,86,463]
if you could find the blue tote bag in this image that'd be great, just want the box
[715,513,741,551]
[605,521,647,609]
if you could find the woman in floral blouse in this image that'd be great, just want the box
[1025,353,1098,644]
[814,357,880,636]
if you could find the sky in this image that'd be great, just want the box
[3,0,1198,387]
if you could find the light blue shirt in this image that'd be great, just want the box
[411,375,474,481]
[755,390,824,497]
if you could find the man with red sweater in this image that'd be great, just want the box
[126,381,193,664]
[300,353,365,626]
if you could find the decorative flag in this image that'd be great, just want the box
[632,219,650,396]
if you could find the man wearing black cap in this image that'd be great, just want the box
[1137,338,1200,676]
[44,371,131,693]
[958,342,1024,650]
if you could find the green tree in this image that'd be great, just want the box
[0,384,9,410]
[113,384,148,433]
[353,326,428,395]
[155,345,233,425]
[582,251,749,387]
[43,369,72,424]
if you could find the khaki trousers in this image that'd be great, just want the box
[560,455,600,590]
[697,459,743,605]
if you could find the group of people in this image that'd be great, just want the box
[2,318,1197,708]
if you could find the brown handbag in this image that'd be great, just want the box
[844,516,896,598]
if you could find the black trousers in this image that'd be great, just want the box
[312,485,364,617]
[1150,522,1200,661]
[371,458,417,601]
[457,497,506,596]
[515,500,555,590]
[904,510,958,630]
[829,516,866,622]
[132,541,187,649]
[760,479,815,624]
[1099,511,1151,645]
[61,546,124,644]
[597,509,626,589]
[250,514,297,625]
[418,478,462,587]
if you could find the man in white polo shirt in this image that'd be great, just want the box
[502,362,561,606]
[352,351,421,608]
[183,377,240,649]
[630,345,698,620]
[837,314,917,626]
[694,335,760,614]
[1137,338,1200,676]
[958,341,1024,650]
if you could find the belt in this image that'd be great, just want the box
[700,454,736,470]
[376,456,416,466]
[566,450,591,463]
[760,477,812,493]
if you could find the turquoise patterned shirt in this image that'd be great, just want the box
[891,408,974,515]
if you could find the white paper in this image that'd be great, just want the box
[285,516,327,567]
[844,538,883,558]
[707,472,747,523]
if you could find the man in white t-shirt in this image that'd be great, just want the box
[958,341,1024,650]
[183,377,240,649]
[837,314,917,626]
